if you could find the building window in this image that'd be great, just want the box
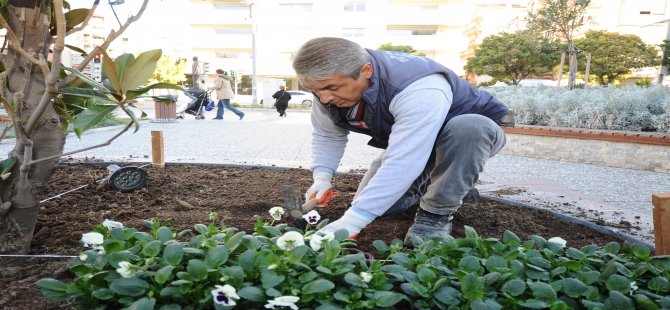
[387,27,436,36]
[279,3,313,12]
[344,1,366,12]
[215,28,252,35]
[342,28,365,37]
[214,5,249,12]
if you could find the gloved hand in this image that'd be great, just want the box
[318,209,373,239]
[302,171,336,210]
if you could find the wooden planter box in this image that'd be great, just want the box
[502,125,670,173]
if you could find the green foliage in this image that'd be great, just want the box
[37,215,670,309]
[526,0,591,42]
[635,78,653,87]
[378,43,426,57]
[148,55,188,85]
[465,30,562,85]
[56,49,182,137]
[575,30,660,85]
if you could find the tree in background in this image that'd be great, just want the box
[149,55,188,85]
[574,30,660,85]
[526,0,592,89]
[465,30,562,85]
[378,43,427,56]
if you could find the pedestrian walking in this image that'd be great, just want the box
[272,85,292,117]
[208,69,245,120]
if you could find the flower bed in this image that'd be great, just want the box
[38,214,670,309]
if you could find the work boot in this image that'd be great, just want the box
[463,187,480,204]
[404,208,453,247]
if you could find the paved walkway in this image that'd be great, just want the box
[2,107,667,245]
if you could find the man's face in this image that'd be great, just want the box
[302,63,372,108]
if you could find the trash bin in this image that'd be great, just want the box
[153,95,178,123]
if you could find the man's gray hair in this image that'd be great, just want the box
[292,37,371,85]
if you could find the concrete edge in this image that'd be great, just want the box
[481,193,656,252]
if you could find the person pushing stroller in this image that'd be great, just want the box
[208,69,245,120]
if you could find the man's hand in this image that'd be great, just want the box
[303,171,335,210]
[318,209,373,239]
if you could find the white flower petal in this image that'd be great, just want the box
[302,210,321,225]
[276,231,305,250]
[265,296,300,310]
[548,237,567,248]
[360,272,372,283]
[81,232,104,246]
[102,219,124,230]
[212,284,239,306]
[269,207,285,220]
[309,235,323,251]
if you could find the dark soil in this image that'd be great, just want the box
[0,163,622,309]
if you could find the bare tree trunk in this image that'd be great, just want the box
[584,53,591,86]
[557,51,566,87]
[567,43,578,89]
[0,3,65,253]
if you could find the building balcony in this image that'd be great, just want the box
[384,6,469,25]
[189,34,252,49]
[383,32,465,52]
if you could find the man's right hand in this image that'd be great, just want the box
[303,171,335,210]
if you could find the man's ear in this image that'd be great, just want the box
[361,63,373,79]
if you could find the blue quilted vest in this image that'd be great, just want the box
[328,49,510,149]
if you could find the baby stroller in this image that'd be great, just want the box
[177,89,211,120]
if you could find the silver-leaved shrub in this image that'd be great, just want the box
[484,85,670,133]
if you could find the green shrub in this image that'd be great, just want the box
[37,211,670,309]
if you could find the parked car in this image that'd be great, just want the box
[260,90,315,107]
[287,90,314,107]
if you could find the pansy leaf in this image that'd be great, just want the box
[373,291,404,307]
[501,278,526,297]
[237,286,265,301]
[109,278,150,296]
[604,291,634,309]
[302,279,335,294]
[163,243,184,266]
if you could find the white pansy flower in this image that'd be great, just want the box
[265,296,300,310]
[269,207,285,221]
[211,284,240,306]
[102,219,124,230]
[302,210,321,225]
[309,234,324,251]
[81,232,104,247]
[320,231,335,241]
[116,261,136,278]
[276,231,305,250]
[309,231,335,251]
[360,272,372,283]
[630,281,638,294]
[548,237,567,248]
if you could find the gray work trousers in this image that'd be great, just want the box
[354,114,507,217]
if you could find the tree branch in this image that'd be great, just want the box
[59,0,150,88]
[66,1,100,36]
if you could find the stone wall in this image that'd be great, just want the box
[501,126,670,173]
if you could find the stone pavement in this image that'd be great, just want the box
[1,107,667,246]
